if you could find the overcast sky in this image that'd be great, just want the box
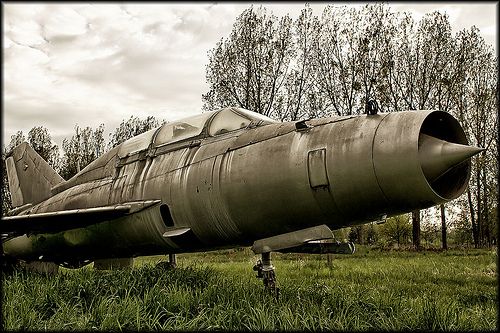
[2,2,498,148]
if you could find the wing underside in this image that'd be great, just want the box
[251,224,355,255]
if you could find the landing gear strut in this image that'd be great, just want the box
[253,252,279,296]
[156,253,177,270]
[168,253,177,268]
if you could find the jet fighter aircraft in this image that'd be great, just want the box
[1,107,484,289]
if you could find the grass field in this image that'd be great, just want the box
[2,247,497,331]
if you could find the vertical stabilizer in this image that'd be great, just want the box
[5,142,64,208]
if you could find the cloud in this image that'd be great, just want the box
[3,3,229,147]
[39,5,88,39]
[2,3,497,149]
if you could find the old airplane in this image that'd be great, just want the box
[1,107,484,289]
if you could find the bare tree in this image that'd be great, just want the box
[451,27,497,248]
[311,6,362,116]
[203,6,294,117]
[355,4,399,112]
[108,115,161,149]
[274,4,320,121]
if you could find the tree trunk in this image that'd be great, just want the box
[440,204,447,250]
[412,210,421,250]
[476,165,482,247]
[467,188,479,248]
[481,164,491,247]
[355,225,364,245]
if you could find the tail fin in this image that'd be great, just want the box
[5,142,64,208]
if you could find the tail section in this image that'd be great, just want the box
[5,142,64,208]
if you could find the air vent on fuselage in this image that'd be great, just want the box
[160,204,174,227]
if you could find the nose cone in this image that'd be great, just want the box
[419,134,485,183]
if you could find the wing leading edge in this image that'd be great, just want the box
[1,200,161,237]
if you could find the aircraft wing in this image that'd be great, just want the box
[251,224,355,255]
[1,200,161,237]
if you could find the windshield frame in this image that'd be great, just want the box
[206,107,279,137]
[153,111,216,148]
[151,107,279,149]
[232,108,279,125]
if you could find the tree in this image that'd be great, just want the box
[27,126,60,172]
[348,224,367,245]
[275,4,322,121]
[5,131,25,153]
[379,214,412,248]
[108,116,161,149]
[60,124,105,180]
[366,222,379,245]
[203,6,294,117]
[411,210,421,250]
[440,204,448,249]
[312,5,362,116]
[451,27,497,248]
[420,218,440,248]
[203,4,497,249]
[450,209,474,247]
[355,4,399,113]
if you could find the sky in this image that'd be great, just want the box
[2,2,498,148]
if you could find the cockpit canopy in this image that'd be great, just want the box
[154,112,212,148]
[118,107,277,158]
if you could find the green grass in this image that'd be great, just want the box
[2,247,497,331]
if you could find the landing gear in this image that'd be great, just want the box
[156,253,177,270]
[253,252,279,296]
[168,253,177,268]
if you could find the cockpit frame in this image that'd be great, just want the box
[117,107,277,165]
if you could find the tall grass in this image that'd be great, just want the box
[2,247,497,331]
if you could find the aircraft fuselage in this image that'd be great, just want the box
[2,108,480,267]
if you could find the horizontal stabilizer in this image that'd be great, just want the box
[251,224,334,254]
[1,200,161,236]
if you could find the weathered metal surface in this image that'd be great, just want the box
[5,156,23,207]
[118,128,157,158]
[3,198,176,265]
[51,146,120,195]
[373,111,472,210]
[6,143,64,207]
[277,240,355,255]
[419,134,484,183]
[307,149,329,188]
[251,225,334,254]
[1,108,483,267]
[1,200,160,235]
